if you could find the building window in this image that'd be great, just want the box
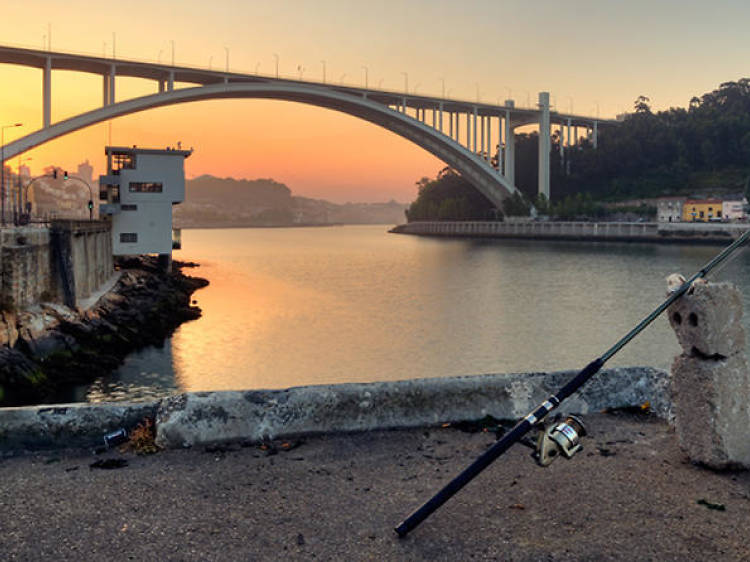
[100,184,120,203]
[120,232,138,243]
[129,182,163,193]
[112,153,136,173]
[121,204,138,211]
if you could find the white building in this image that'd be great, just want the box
[99,146,191,257]
[722,196,747,221]
[656,196,685,223]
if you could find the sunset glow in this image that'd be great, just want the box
[3,0,750,202]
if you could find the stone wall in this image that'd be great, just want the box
[0,221,113,310]
[392,221,748,244]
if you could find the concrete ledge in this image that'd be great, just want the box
[0,367,669,451]
[0,401,158,451]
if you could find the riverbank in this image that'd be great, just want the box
[391,220,750,244]
[2,411,748,561]
[0,257,208,407]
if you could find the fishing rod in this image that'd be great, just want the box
[395,227,750,538]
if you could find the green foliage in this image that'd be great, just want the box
[550,79,750,202]
[406,167,501,221]
[503,192,531,216]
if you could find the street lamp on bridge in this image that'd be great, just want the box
[401,72,408,94]
[362,66,368,89]
[1,122,23,226]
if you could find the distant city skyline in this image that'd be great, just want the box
[2,0,750,202]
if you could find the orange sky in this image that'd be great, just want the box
[3,0,750,202]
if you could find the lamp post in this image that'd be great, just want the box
[273,53,279,78]
[225,47,229,72]
[401,72,408,94]
[362,66,368,89]
[1,122,23,226]
[171,39,175,66]
[439,77,445,98]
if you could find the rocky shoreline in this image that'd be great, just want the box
[0,257,208,407]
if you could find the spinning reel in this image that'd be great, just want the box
[532,414,587,467]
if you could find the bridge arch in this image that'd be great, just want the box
[3,82,522,209]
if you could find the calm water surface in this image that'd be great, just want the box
[79,225,750,402]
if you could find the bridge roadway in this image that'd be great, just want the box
[0,44,617,208]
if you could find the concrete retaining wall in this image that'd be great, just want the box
[392,220,749,244]
[0,366,668,451]
[0,221,112,310]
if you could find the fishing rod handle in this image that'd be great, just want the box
[394,358,605,537]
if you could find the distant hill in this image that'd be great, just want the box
[186,175,292,207]
[174,175,407,228]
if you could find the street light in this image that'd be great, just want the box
[225,47,229,72]
[362,66,368,89]
[273,53,279,78]
[439,77,445,98]
[208,55,213,70]
[401,72,408,94]
[171,39,175,66]
[1,122,23,226]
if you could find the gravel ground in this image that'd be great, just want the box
[1,412,749,561]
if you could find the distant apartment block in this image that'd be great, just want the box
[98,146,191,256]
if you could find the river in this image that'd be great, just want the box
[76,224,750,403]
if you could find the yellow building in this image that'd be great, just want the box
[682,199,724,222]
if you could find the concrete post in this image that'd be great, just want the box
[43,57,52,128]
[667,281,750,469]
[438,102,443,133]
[537,91,551,200]
[168,71,175,92]
[486,116,491,162]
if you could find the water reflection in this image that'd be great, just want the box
[77,341,179,403]
[86,226,750,402]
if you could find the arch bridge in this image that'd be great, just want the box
[0,45,616,210]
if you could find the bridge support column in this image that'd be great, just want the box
[158,79,165,93]
[472,106,478,153]
[480,114,485,157]
[538,91,551,200]
[102,75,109,106]
[43,57,51,128]
[593,120,598,149]
[466,112,470,149]
[486,116,491,162]
[439,102,443,133]
[504,111,515,185]
[168,71,174,91]
[108,64,116,104]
